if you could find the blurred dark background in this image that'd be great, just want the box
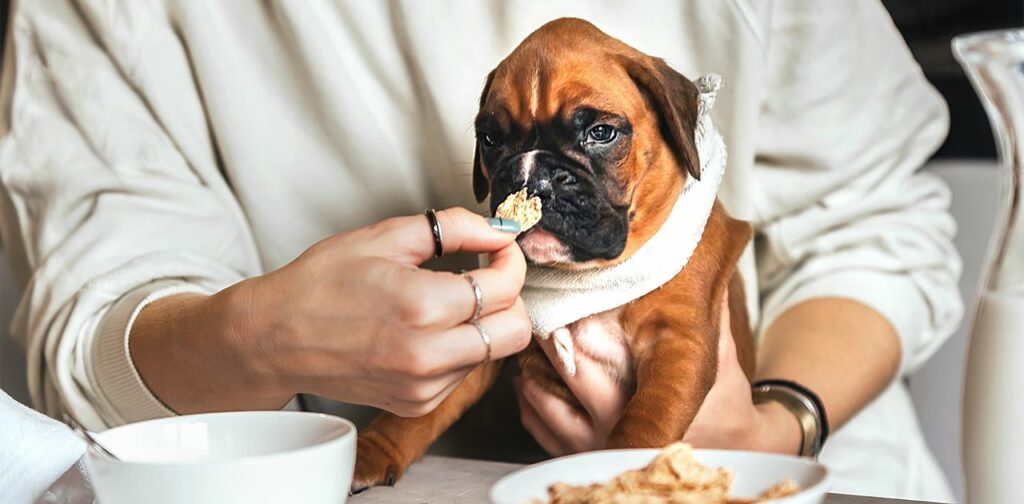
[0,1,1020,159]
[884,0,1023,158]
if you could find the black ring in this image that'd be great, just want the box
[425,208,443,258]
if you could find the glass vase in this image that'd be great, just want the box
[953,28,1024,504]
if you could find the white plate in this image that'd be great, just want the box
[490,448,829,503]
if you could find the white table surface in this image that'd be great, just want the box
[350,455,938,503]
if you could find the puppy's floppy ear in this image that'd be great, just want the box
[473,70,496,203]
[621,56,701,181]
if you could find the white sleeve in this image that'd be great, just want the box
[0,0,262,429]
[754,0,963,376]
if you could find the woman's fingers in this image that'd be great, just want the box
[386,369,471,418]
[372,207,526,328]
[428,297,531,369]
[517,380,572,457]
[403,248,525,327]
[375,207,522,265]
[520,378,597,453]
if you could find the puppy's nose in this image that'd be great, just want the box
[533,177,554,199]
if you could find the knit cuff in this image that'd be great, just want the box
[90,281,214,426]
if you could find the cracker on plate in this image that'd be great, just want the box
[540,442,801,504]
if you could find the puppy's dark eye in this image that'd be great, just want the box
[587,124,616,143]
[481,133,498,147]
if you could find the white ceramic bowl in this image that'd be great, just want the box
[491,448,829,504]
[84,411,356,504]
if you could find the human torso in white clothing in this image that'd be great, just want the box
[0,1,960,501]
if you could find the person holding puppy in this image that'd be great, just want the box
[0,1,960,501]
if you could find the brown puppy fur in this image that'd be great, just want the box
[353,18,754,491]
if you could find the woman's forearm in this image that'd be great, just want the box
[757,297,902,432]
[129,283,294,415]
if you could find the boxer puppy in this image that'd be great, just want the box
[353,17,754,491]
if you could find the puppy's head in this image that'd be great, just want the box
[474,18,701,268]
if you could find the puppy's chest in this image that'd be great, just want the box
[564,308,634,384]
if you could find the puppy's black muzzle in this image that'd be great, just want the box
[491,151,628,262]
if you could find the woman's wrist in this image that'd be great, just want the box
[750,400,803,455]
[214,276,296,408]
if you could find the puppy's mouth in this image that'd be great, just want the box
[490,156,630,266]
[517,227,573,266]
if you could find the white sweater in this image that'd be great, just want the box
[0,1,961,501]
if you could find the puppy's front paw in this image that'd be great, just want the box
[351,434,405,494]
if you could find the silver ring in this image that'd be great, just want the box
[462,272,483,323]
[471,320,492,362]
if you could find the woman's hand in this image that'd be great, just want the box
[132,208,532,417]
[517,294,802,455]
[680,297,801,454]
[516,310,630,455]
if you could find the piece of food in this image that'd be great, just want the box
[539,442,801,504]
[495,188,542,232]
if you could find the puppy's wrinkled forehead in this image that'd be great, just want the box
[480,20,644,128]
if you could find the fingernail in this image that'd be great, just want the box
[488,217,520,234]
